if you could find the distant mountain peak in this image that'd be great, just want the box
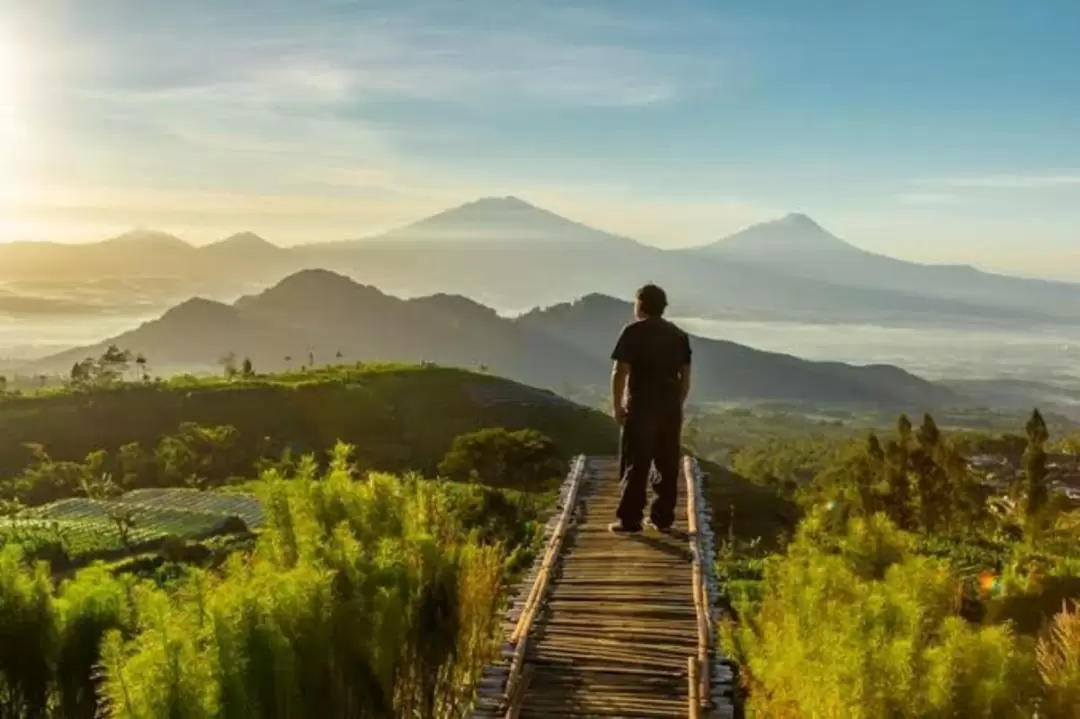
[471,195,533,208]
[699,213,858,257]
[241,269,386,306]
[204,232,280,252]
[159,297,237,323]
[106,229,190,249]
[776,212,823,230]
[270,268,364,292]
[422,195,555,224]
[378,195,632,246]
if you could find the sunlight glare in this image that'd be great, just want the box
[0,29,21,220]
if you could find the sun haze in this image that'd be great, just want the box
[3,1,1080,278]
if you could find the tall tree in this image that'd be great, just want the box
[219,351,239,379]
[882,439,914,529]
[912,414,947,532]
[1024,408,1050,537]
[135,353,149,381]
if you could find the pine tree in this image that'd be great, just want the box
[883,439,914,528]
[1024,408,1050,537]
[855,435,883,515]
[913,414,946,532]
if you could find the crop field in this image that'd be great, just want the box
[119,488,265,528]
[0,488,263,563]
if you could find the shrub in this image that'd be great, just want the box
[98,444,515,718]
[1037,601,1080,718]
[721,512,1041,718]
[438,427,565,489]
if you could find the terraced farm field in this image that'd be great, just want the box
[0,488,263,564]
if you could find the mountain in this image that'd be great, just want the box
[691,215,1080,322]
[374,196,636,245]
[4,200,1079,328]
[200,232,281,255]
[518,295,954,407]
[299,196,651,311]
[299,199,1038,325]
[102,229,192,251]
[696,213,857,261]
[30,271,956,409]
[198,232,291,276]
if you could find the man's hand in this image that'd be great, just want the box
[613,405,627,426]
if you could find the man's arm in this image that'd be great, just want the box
[678,363,692,406]
[610,326,634,424]
[678,332,692,406]
[612,360,630,423]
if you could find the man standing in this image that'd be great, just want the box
[609,284,692,533]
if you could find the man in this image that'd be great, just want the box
[609,284,692,533]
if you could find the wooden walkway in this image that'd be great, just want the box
[472,455,734,718]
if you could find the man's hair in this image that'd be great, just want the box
[636,284,668,317]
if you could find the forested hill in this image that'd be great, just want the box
[0,365,616,484]
[28,270,956,409]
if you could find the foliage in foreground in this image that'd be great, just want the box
[1,445,543,719]
[721,510,1080,718]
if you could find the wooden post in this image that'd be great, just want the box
[504,667,532,719]
[684,457,711,708]
[688,656,701,719]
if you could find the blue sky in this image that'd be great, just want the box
[3,0,1079,277]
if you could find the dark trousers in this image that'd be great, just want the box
[616,409,682,528]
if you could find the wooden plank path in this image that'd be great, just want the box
[472,455,735,718]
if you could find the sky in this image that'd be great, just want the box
[2,0,1079,278]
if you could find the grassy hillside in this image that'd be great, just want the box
[0,364,617,484]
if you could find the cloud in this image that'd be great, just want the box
[895,192,964,206]
[915,173,1080,190]
[58,6,713,109]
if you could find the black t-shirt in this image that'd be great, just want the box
[611,317,692,414]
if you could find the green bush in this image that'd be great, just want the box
[98,444,512,718]
[0,548,134,719]
[0,444,546,718]
[722,512,1042,718]
[438,427,566,490]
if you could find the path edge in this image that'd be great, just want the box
[687,455,738,718]
[469,454,588,719]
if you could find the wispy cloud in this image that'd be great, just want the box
[915,172,1080,190]
[64,6,714,110]
[895,192,964,206]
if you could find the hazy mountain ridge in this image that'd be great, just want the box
[28,270,955,409]
[2,197,1077,327]
[691,214,1080,319]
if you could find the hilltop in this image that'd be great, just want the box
[29,270,955,409]
[0,365,615,483]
